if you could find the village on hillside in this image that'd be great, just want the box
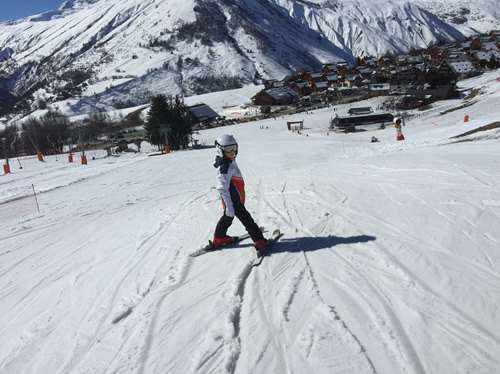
[250,30,500,113]
[2,30,500,160]
[189,29,500,133]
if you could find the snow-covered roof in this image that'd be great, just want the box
[448,60,476,74]
[408,56,423,64]
[476,51,492,61]
[348,106,373,115]
[482,42,499,51]
[293,82,309,88]
[369,83,390,91]
[264,87,299,99]
[358,68,373,74]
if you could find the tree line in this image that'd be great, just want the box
[1,94,194,159]
[0,110,144,158]
[1,111,73,158]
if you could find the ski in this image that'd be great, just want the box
[252,229,283,267]
[189,235,248,257]
[189,228,266,257]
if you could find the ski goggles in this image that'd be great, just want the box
[221,144,238,153]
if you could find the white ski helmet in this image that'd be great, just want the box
[215,134,238,156]
[393,117,401,124]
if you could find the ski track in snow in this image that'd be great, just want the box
[259,192,378,373]
[243,163,424,372]
[280,268,306,323]
[308,180,500,372]
[0,175,211,374]
[248,172,500,374]
[55,192,203,374]
[101,191,211,373]
[189,259,255,374]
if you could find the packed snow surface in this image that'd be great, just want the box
[1,71,500,373]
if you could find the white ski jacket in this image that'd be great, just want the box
[214,156,245,217]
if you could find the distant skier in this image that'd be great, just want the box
[394,117,405,141]
[212,134,267,252]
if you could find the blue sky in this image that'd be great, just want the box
[0,1,64,22]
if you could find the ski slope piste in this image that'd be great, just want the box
[1,71,500,373]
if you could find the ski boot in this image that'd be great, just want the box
[212,236,237,249]
[254,239,268,253]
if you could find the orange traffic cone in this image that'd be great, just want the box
[3,163,10,174]
[464,114,470,123]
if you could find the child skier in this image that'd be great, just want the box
[212,134,268,252]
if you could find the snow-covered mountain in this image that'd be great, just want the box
[0,0,498,115]
[415,0,500,34]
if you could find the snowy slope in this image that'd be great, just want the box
[1,70,500,374]
[2,0,496,115]
[415,0,500,34]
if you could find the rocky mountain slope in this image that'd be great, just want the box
[0,0,498,115]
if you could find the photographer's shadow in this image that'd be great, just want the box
[272,234,377,254]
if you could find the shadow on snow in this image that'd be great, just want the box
[271,234,377,254]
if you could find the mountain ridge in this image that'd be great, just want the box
[1,0,499,116]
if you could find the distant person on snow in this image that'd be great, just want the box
[394,117,405,141]
[212,134,267,252]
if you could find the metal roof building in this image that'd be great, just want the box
[188,103,219,124]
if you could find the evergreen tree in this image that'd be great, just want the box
[145,95,193,151]
[165,96,193,150]
[145,95,168,150]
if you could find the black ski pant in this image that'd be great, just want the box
[215,202,263,242]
